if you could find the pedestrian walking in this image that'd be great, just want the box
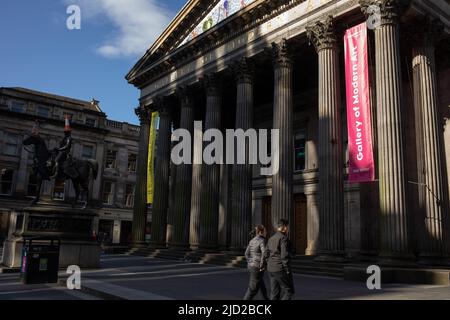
[243,225,269,300]
[265,219,295,300]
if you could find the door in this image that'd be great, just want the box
[120,221,133,244]
[262,196,272,234]
[294,194,307,255]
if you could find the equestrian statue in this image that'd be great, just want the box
[22,117,99,209]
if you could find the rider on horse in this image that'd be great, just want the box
[51,116,77,179]
[29,121,50,181]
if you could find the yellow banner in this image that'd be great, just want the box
[147,111,159,204]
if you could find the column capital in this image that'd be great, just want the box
[175,86,195,108]
[201,73,222,97]
[134,107,150,125]
[306,15,337,52]
[359,0,409,26]
[232,57,254,85]
[153,96,173,117]
[271,38,293,69]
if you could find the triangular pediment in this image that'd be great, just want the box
[126,0,333,84]
[178,0,258,47]
[127,0,260,83]
[127,0,218,83]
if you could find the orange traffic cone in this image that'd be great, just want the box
[64,115,72,132]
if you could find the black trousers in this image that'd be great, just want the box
[243,268,269,300]
[269,271,295,300]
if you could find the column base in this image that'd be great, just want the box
[314,251,346,263]
[377,252,416,267]
[417,253,450,267]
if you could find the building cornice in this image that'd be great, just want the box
[126,0,221,82]
[128,0,306,88]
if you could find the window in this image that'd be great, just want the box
[124,184,135,208]
[0,169,14,195]
[82,145,94,159]
[85,117,96,127]
[294,131,307,172]
[11,101,25,113]
[102,181,114,205]
[105,150,117,169]
[53,180,65,200]
[27,172,38,197]
[3,133,20,156]
[128,154,137,172]
[37,106,50,118]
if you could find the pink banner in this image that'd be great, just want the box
[344,23,375,183]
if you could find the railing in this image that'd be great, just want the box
[106,120,123,130]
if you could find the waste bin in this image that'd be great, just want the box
[20,237,60,285]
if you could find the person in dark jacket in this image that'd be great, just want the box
[265,219,294,300]
[243,225,269,300]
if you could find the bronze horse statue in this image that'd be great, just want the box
[23,134,98,209]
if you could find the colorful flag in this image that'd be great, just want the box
[344,22,375,183]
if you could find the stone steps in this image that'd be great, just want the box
[121,247,346,278]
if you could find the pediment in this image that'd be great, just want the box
[178,0,258,47]
[127,0,261,83]
[126,0,334,85]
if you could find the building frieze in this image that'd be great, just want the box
[138,0,361,105]
[133,0,349,89]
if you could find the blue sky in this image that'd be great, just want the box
[0,0,187,125]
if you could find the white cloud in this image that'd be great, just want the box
[65,0,173,58]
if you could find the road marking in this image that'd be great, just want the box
[106,265,234,277]
[104,268,245,283]
[82,279,173,300]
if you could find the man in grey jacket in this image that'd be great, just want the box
[265,219,294,300]
[244,225,269,300]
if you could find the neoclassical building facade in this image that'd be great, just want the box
[127,0,450,264]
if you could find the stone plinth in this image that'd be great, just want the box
[1,205,100,269]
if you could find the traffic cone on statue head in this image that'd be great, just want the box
[64,115,72,132]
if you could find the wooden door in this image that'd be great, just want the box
[294,194,307,254]
[262,196,272,234]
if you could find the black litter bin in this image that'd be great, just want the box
[20,237,61,285]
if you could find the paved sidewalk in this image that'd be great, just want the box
[0,254,449,300]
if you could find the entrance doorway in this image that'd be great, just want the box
[260,194,308,254]
[262,196,272,234]
[293,194,307,255]
[120,221,132,244]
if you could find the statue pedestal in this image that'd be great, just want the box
[1,205,100,269]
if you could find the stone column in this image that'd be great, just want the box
[199,75,222,250]
[361,0,412,260]
[230,58,254,250]
[189,122,203,249]
[170,88,195,249]
[271,39,293,233]
[150,101,172,248]
[166,149,177,245]
[411,18,450,261]
[131,107,150,245]
[307,16,345,257]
